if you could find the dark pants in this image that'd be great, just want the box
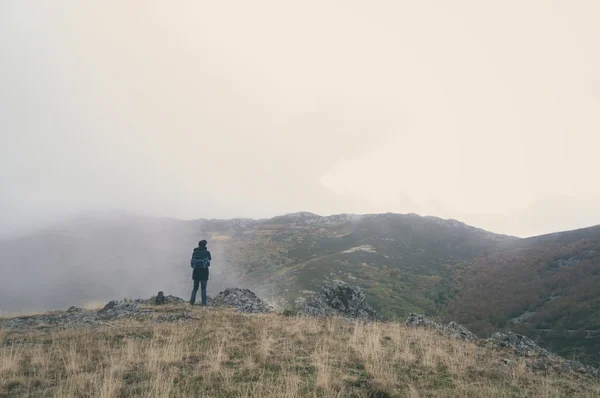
[190,279,208,305]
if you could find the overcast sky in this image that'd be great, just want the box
[1,1,599,238]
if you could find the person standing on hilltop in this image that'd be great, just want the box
[190,239,211,306]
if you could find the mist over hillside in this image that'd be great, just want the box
[0,211,510,313]
[0,212,247,312]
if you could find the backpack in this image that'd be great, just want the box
[193,257,211,269]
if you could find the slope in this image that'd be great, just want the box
[219,212,517,318]
[444,225,600,366]
[2,305,599,397]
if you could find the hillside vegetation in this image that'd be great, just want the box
[445,233,600,366]
[2,305,600,397]
[220,213,516,318]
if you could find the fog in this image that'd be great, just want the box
[1,2,600,310]
[0,212,255,312]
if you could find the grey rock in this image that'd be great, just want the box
[0,288,265,331]
[405,313,444,331]
[488,332,599,378]
[562,360,588,374]
[211,288,272,313]
[0,310,99,330]
[293,280,377,321]
[446,321,478,341]
[98,301,142,319]
[490,332,551,357]
[155,291,165,305]
[405,314,477,341]
[293,296,338,318]
[560,359,600,379]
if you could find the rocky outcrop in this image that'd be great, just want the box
[489,332,598,377]
[0,289,275,331]
[98,301,151,320]
[1,309,101,330]
[405,314,599,379]
[405,313,477,341]
[0,302,148,330]
[446,321,479,341]
[291,280,377,321]
[405,313,443,330]
[490,331,552,357]
[210,288,273,313]
[0,294,189,331]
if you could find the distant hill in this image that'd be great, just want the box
[221,212,517,318]
[444,226,600,366]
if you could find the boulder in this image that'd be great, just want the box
[211,288,272,314]
[293,280,377,321]
[445,321,478,341]
[489,332,551,357]
[405,313,444,331]
[98,301,142,319]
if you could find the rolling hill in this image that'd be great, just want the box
[220,212,517,317]
[444,226,600,366]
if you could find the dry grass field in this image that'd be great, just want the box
[1,305,599,397]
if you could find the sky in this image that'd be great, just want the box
[1,1,599,238]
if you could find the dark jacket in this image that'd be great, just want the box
[191,247,211,280]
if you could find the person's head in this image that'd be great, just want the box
[198,239,207,249]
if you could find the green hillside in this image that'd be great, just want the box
[214,213,516,318]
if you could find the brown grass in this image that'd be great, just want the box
[1,306,599,397]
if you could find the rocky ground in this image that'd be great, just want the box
[0,280,372,333]
[289,279,377,321]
